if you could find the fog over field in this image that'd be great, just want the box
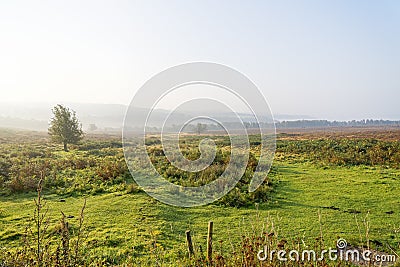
[0,101,316,131]
[1,1,399,122]
[1,1,400,266]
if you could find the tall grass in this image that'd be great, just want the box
[0,180,88,267]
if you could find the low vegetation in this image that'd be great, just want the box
[0,128,399,266]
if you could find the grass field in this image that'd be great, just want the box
[0,128,399,266]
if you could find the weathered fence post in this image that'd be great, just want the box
[185,230,194,258]
[207,221,213,264]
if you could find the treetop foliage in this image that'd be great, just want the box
[48,104,83,151]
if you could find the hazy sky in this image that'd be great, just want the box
[1,0,399,120]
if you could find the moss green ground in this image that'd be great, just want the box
[1,158,399,264]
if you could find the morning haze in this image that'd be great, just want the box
[0,1,399,123]
[1,2,400,266]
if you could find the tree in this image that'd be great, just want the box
[48,104,83,151]
[195,123,207,135]
[88,123,98,131]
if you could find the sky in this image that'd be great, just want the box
[0,0,399,120]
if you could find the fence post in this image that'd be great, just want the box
[207,221,213,264]
[185,230,194,258]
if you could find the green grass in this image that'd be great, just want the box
[1,158,399,265]
[1,130,399,265]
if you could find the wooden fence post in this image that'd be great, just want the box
[207,221,213,264]
[185,230,194,258]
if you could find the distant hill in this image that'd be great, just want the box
[0,102,304,131]
[0,102,127,131]
[0,102,398,132]
[0,116,48,131]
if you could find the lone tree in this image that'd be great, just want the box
[48,104,83,151]
[195,123,207,135]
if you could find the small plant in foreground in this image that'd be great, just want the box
[0,179,88,267]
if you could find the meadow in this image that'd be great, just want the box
[0,127,399,266]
